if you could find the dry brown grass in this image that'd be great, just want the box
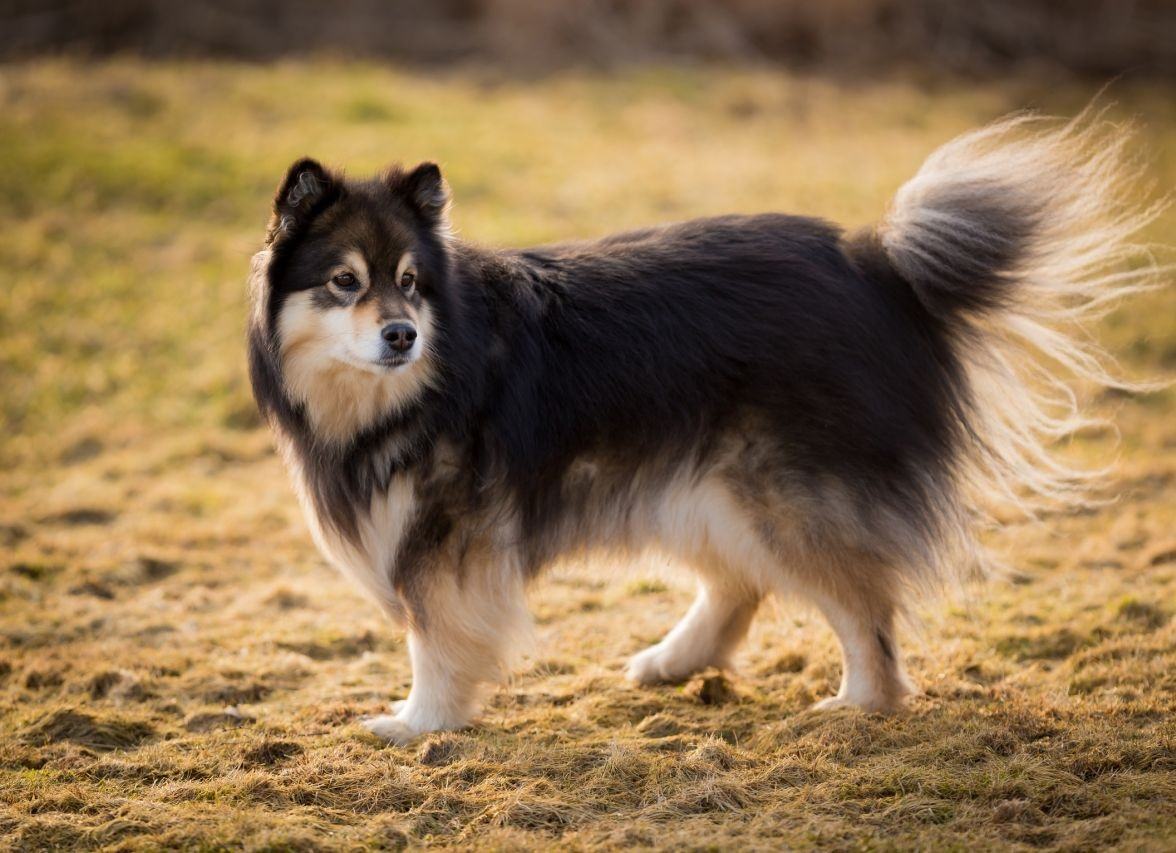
[0,60,1173,850]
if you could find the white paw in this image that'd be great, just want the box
[811,693,904,714]
[811,695,858,712]
[626,644,693,685]
[389,699,408,714]
[361,714,421,746]
[626,644,666,685]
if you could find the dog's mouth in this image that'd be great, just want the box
[374,354,414,370]
[332,352,417,374]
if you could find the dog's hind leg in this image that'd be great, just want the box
[626,577,760,685]
[363,563,530,745]
[805,568,914,713]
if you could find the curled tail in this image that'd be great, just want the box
[876,110,1167,528]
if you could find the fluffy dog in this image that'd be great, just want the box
[247,113,1159,743]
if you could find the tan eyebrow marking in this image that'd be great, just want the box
[395,251,415,281]
[330,249,370,288]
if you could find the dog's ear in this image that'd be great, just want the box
[268,158,340,245]
[401,162,450,226]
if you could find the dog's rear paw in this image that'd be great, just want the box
[361,714,420,745]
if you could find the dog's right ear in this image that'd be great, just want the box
[267,158,340,245]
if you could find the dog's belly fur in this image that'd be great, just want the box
[292,415,919,645]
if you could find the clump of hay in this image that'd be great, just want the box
[24,708,156,751]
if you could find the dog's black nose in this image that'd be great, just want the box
[381,322,417,352]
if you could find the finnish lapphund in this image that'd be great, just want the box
[247,112,1161,743]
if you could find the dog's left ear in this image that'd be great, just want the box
[401,162,450,226]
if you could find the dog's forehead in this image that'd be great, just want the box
[335,190,418,265]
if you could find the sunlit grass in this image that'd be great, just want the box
[0,60,1173,849]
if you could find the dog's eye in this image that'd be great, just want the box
[331,272,359,291]
[399,271,416,293]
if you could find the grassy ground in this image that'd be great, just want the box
[0,60,1173,850]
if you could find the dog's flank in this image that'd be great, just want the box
[247,112,1161,744]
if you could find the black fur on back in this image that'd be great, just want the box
[463,218,969,566]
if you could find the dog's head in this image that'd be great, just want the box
[252,158,452,443]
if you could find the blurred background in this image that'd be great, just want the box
[4,0,1176,78]
[0,3,1174,850]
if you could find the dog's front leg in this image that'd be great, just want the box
[363,566,529,745]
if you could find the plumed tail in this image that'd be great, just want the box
[876,108,1168,527]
